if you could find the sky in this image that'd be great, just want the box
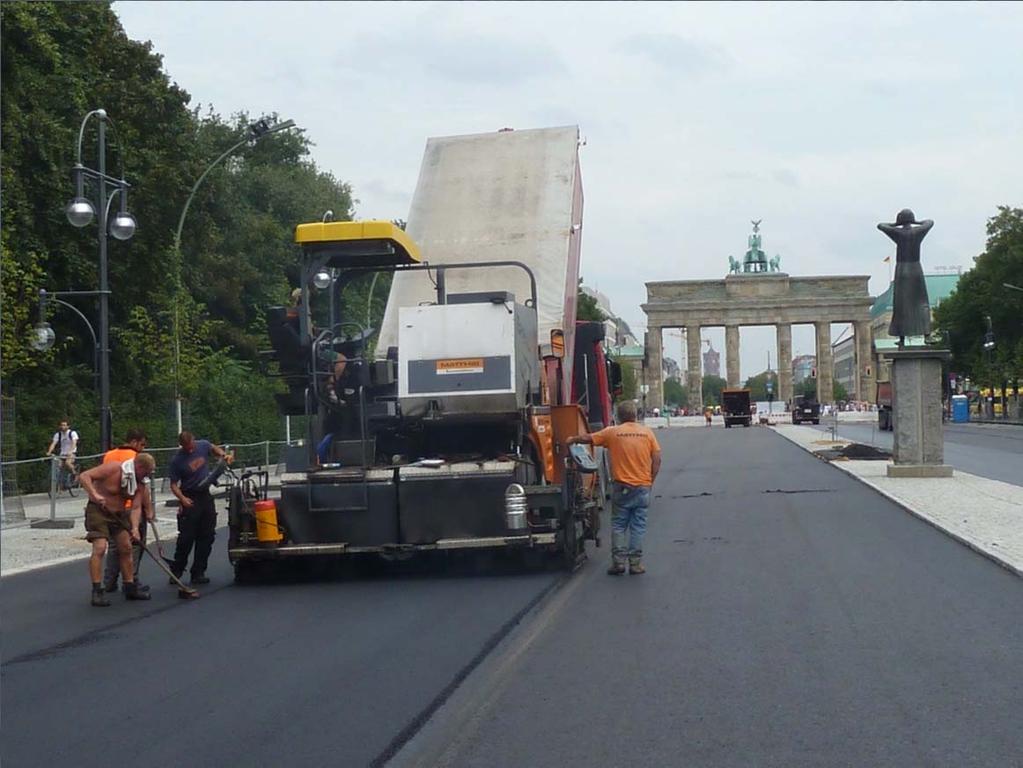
[116,1,1022,380]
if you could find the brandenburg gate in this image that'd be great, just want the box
[641,222,875,411]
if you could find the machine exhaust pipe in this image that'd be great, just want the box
[505,483,528,530]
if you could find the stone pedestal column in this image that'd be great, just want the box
[644,328,664,411]
[855,320,875,403]
[883,348,952,477]
[776,323,793,405]
[686,325,703,412]
[725,325,741,387]
[815,322,834,404]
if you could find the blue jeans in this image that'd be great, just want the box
[611,483,650,563]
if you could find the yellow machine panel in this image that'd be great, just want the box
[294,220,421,266]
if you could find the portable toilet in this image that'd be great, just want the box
[952,394,969,423]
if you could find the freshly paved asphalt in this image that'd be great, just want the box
[396,427,1023,768]
[808,420,1023,486]
[4,427,1021,768]
[1,532,559,766]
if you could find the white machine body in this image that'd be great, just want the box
[398,300,538,418]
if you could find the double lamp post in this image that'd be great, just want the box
[33,111,298,448]
[32,109,136,452]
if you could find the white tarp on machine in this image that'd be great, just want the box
[378,126,584,382]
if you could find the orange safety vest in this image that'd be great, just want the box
[103,447,138,509]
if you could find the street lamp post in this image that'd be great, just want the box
[982,314,995,419]
[57,110,136,451]
[170,117,297,434]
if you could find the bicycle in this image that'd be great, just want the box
[49,457,80,499]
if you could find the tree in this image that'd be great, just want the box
[797,378,818,399]
[933,207,1023,391]
[833,381,849,402]
[663,378,687,407]
[0,2,362,464]
[576,284,606,322]
[744,372,770,401]
[702,374,726,406]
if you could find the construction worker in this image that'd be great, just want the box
[102,429,154,593]
[79,453,157,606]
[169,431,232,587]
[567,400,661,575]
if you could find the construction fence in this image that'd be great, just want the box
[0,438,300,526]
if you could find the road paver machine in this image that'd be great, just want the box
[228,127,618,579]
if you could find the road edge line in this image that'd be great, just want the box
[770,427,1023,580]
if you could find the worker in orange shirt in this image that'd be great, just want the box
[102,429,154,593]
[568,400,661,575]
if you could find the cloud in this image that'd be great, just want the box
[619,33,729,75]
[335,33,565,86]
[772,169,799,188]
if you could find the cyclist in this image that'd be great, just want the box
[46,419,79,485]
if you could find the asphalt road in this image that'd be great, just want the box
[3,427,1021,768]
[394,427,1023,768]
[1,533,560,766]
[807,420,1023,487]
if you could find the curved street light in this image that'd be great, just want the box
[169,117,298,433]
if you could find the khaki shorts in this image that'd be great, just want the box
[84,501,131,542]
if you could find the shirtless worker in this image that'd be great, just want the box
[79,453,157,606]
[102,429,154,593]
[567,400,661,575]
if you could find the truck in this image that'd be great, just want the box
[228,127,618,580]
[721,388,753,428]
[877,380,893,431]
[790,394,821,425]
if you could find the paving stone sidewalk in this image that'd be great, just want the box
[772,423,1023,577]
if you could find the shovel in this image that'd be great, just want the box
[146,519,199,598]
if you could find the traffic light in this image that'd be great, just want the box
[810,366,817,379]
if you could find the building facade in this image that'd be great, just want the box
[703,343,721,378]
[791,354,816,385]
[870,272,961,383]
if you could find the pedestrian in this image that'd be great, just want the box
[704,409,713,427]
[567,400,661,575]
[102,429,154,594]
[169,431,233,589]
[45,418,79,473]
[79,453,157,606]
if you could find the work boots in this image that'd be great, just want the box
[123,581,152,601]
[629,549,645,575]
[607,531,627,575]
[91,586,111,607]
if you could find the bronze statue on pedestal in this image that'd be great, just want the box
[878,209,933,345]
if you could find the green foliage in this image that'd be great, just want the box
[0,2,361,463]
[833,381,849,402]
[743,372,770,401]
[797,378,819,399]
[608,355,637,402]
[702,374,727,406]
[934,207,1023,387]
[663,378,687,407]
[576,286,606,322]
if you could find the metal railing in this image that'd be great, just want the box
[1,438,301,527]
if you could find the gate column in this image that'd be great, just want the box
[644,327,664,411]
[815,321,834,405]
[725,325,741,388]
[856,320,875,403]
[776,322,793,405]
[687,325,704,412]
